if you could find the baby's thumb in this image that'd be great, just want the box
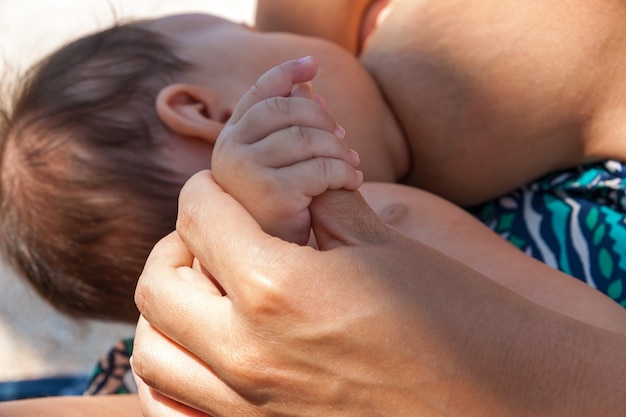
[310,189,395,250]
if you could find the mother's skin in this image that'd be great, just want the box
[259,0,626,205]
[6,0,626,415]
[130,180,626,416]
[0,395,140,416]
[4,182,626,417]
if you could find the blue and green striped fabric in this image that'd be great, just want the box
[470,160,626,308]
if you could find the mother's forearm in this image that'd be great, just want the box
[435,264,626,416]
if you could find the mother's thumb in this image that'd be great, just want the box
[310,189,394,250]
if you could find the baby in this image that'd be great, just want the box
[0,14,407,322]
[1,4,625,323]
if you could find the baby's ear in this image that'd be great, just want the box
[156,84,229,143]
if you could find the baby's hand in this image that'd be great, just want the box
[211,57,362,245]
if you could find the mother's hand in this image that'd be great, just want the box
[132,173,626,417]
[132,174,450,416]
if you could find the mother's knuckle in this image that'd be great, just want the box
[130,346,153,384]
[244,275,292,317]
[175,200,200,235]
[227,346,277,395]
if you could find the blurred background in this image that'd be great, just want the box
[0,0,256,399]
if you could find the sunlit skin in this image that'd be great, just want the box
[144,8,626,332]
[208,58,626,335]
[259,0,626,205]
[145,13,409,188]
[5,1,626,412]
[130,5,626,411]
[124,59,626,417]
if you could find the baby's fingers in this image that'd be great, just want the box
[251,126,359,169]
[228,96,340,146]
[278,158,364,197]
[228,57,318,125]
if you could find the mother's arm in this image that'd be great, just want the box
[0,395,141,417]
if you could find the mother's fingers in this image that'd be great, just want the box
[175,171,305,303]
[133,317,254,417]
[228,56,318,125]
[139,231,194,271]
[134,230,236,371]
[135,380,209,417]
[135,232,222,321]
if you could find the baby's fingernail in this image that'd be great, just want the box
[314,94,327,109]
[335,123,346,139]
[350,149,360,165]
[297,56,314,65]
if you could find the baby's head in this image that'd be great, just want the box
[0,11,398,322]
[0,23,193,322]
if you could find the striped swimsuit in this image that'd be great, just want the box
[469,160,626,307]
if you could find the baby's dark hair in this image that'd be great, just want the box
[0,22,192,322]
